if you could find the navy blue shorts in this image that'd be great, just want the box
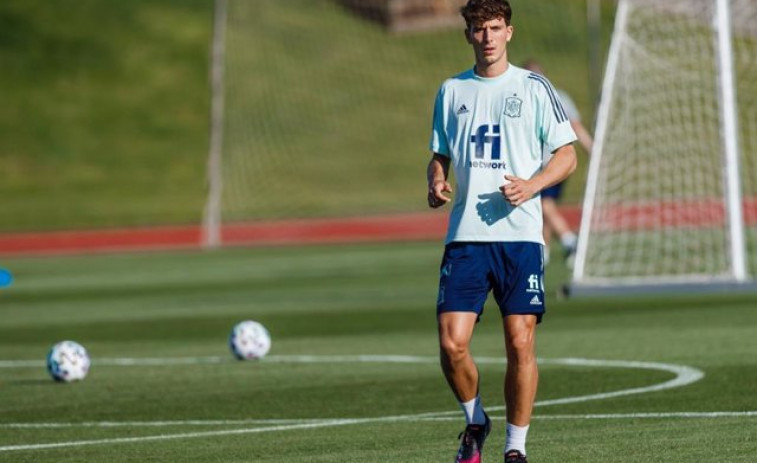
[541,181,563,200]
[436,242,545,323]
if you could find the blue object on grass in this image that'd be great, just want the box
[0,268,13,288]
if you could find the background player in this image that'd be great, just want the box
[522,59,594,267]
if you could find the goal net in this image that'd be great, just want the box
[202,0,609,246]
[572,0,757,295]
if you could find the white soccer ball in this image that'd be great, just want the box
[46,340,91,382]
[229,320,271,360]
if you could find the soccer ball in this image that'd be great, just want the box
[46,340,90,382]
[229,320,271,360]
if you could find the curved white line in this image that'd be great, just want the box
[533,358,704,407]
[1,355,704,409]
[0,354,706,453]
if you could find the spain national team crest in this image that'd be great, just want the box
[504,97,522,118]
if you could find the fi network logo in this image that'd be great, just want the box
[470,124,501,160]
[526,274,544,294]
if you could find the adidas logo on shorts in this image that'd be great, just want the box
[529,295,542,306]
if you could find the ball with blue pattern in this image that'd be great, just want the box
[46,340,91,382]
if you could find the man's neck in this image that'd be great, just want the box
[475,60,509,78]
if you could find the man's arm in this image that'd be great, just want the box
[427,153,452,208]
[501,144,577,207]
[570,120,594,155]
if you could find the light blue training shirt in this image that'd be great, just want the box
[430,64,577,245]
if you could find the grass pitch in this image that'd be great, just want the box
[1,242,756,462]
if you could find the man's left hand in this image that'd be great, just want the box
[500,174,537,207]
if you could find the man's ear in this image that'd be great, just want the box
[464,28,473,44]
[506,25,514,43]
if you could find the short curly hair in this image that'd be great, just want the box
[460,0,512,28]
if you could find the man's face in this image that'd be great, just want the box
[466,17,513,67]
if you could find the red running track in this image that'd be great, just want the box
[0,206,574,256]
[5,198,757,257]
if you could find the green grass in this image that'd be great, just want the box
[0,0,212,231]
[0,0,612,232]
[1,242,756,462]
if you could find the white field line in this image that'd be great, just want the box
[0,354,439,368]
[534,412,757,419]
[0,419,365,452]
[3,410,756,453]
[0,354,709,452]
[3,411,756,430]
[0,419,331,428]
[422,411,757,421]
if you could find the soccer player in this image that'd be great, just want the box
[426,1,577,462]
[522,59,594,268]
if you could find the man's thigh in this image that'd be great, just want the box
[437,243,490,317]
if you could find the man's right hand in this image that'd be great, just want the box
[428,180,452,208]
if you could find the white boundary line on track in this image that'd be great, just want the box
[0,354,716,453]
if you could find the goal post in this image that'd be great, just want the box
[571,0,757,296]
[202,0,228,249]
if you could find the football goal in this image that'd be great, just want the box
[201,0,610,247]
[571,0,757,295]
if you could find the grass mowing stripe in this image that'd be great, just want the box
[0,356,704,408]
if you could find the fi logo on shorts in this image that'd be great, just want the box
[526,274,543,294]
[528,273,543,306]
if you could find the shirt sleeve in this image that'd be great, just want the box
[429,86,450,156]
[531,76,577,154]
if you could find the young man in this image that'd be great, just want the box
[522,59,594,268]
[426,1,577,462]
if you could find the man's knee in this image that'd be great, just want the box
[439,334,470,363]
[507,331,534,354]
[504,316,537,362]
[438,312,477,362]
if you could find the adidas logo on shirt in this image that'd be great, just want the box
[530,295,542,306]
[456,104,469,115]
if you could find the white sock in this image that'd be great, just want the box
[505,422,530,455]
[561,232,578,251]
[460,396,486,425]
